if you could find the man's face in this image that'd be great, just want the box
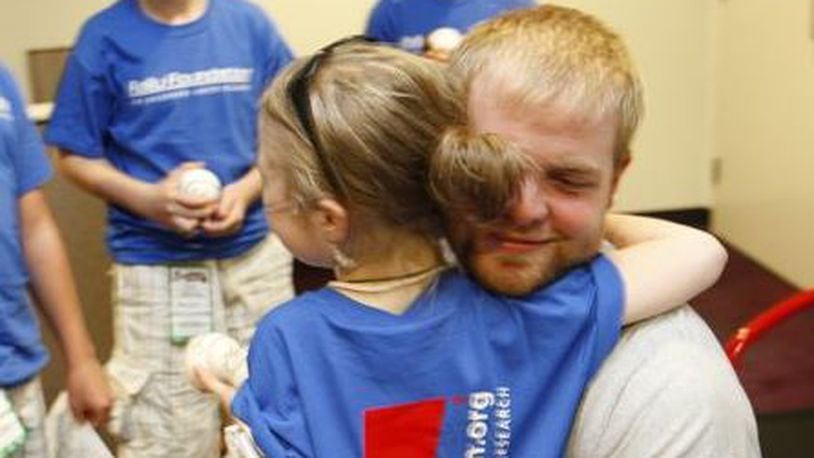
[447,82,626,296]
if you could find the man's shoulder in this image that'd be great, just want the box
[568,306,760,457]
[619,305,720,351]
[591,306,731,387]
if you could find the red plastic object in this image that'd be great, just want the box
[725,289,814,369]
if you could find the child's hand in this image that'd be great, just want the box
[201,181,251,237]
[66,357,114,426]
[143,162,220,236]
[193,366,237,411]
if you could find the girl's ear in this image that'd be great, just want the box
[310,198,349,244]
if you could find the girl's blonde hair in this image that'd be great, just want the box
[259,41,536,236]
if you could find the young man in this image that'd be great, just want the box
[446,5,761,456]
[45,0,295,456]
[365,0,535,57]
[0,64,111,457]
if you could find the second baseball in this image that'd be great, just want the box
[178,168,222,200]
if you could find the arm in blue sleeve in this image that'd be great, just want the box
[44,52,113,158]
[258,14,295,87]
[0,68,52,194]
[231,326,313,457]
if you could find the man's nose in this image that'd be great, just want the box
[504,178,548,228]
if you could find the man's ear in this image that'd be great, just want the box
[310,198,349,244]
[607,155,632,209]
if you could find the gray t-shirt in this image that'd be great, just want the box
[568,306,761,457]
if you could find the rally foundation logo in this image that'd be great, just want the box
[126,67,253,105]
[363,387,512,457]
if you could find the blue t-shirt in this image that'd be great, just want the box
[365,0,536,52]
[233,255,623,457]
[45,0,293,264]
[0,65,52,386]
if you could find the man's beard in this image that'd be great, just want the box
[454,235,600,297]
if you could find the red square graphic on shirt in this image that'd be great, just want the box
[364,398,447,458]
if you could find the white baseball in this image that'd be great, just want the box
[426,27,464,54]
[178,168,222,200]
[185,332,247,390]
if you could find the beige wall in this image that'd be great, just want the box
[257,0,377,54]
[713,0,814,287]
[0,1,112,97]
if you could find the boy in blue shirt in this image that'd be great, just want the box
[45,0,295,456]
[0,64,111,457]
[365,0,535,57]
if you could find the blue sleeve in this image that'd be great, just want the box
[0,67,52,195]
[364,0,397,42]
[256,11,295,88]
[44,45,113,158]
[586,254,624,375]
[231,325,313,457]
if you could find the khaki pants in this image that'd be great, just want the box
[106,235,294,458]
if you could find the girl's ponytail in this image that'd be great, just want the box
[430,127,537,223]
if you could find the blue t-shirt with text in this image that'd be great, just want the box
[233,255,623,457]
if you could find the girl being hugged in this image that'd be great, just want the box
[205,39,725,457]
